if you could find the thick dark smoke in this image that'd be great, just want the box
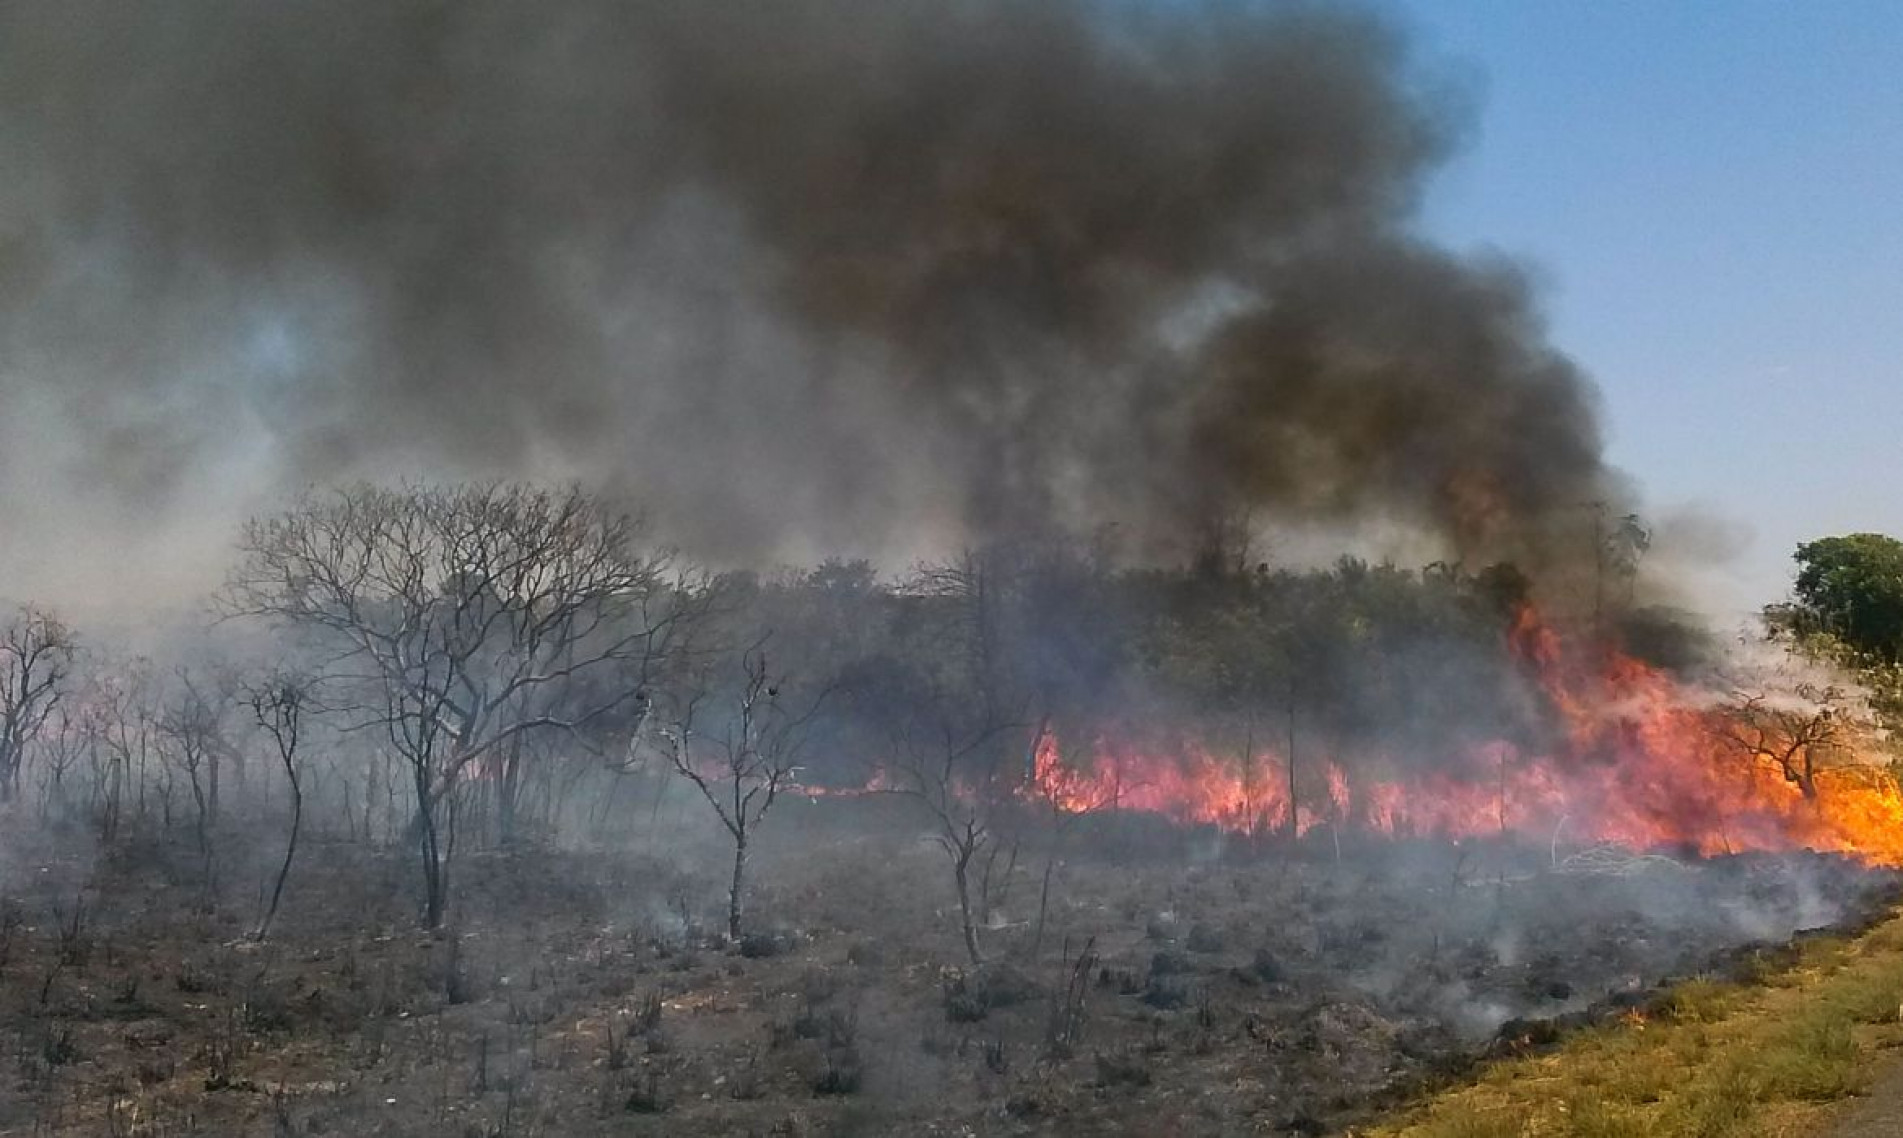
[0,0,1625,609]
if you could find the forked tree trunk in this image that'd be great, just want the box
[414,766,448,929]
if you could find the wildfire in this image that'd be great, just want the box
[1015,607,1903,865]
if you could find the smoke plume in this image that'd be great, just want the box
[0,0,1626,608]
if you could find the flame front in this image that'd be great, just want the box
[1021,608,1903,864]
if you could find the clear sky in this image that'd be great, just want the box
[1387,0,1903,613]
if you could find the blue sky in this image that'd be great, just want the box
[1385,0,1903,610]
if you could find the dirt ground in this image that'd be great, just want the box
[0,798,1892,1137]
[1829,1052,1903,1136]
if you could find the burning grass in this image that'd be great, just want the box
[1365,907,1903,1137]
[1013,605,1903,869]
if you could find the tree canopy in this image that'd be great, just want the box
[1789,533,1903,663]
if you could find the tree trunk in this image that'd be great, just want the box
[0,744,18,803]
[404,763,465,846]
[187,762,215,895]
[1285,700,1299,843]
[497,737,524,848]
[414,766,447,929]
[954,849,984,965]
[728,829,749,942]
[255,767,301,942]
[420,820,446,928]
[1032,844,1059,960]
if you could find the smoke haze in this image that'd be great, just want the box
[0,1,1629,613]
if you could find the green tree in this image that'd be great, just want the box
[1789,534,1903,663]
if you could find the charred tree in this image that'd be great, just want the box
[0,608,75,805]
[645,646,826,942]
[882,703,1020,967]
[155,668,237,898]
[246,673,309,942]
[1714,687,1849,801]
[225,481,707,928]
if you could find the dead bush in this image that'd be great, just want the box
[603,1024,630,1071]
[811,1046,863,1096]
[38,1023,79,1068]
[794,1005,857,1049]
[1141,975,1190,1010]
[983,1039,1010,1075]
[624,1071,669,1114]
[634,989,664,1032]
[942,973,989,1023]
[739,931,790,959]
[1093,1048,1152,1088]
[728,1049,766,1100]
[1185,922,1225,953]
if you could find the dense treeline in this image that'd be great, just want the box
[0,482,1670,939]
[730,547,1548,785]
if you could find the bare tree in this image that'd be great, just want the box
[226,482,707,927]
[878,695,1019,966]
[155,668,234,896]
[643,645,827,942]
[1714,685,1850,800]
[246,672,310,941]
[0,607,75,804]
[83,659,159,841]
[910,551,1009,731]
[872,553,1044,964]
[32,708,85,824]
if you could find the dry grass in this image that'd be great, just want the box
[1362,913,1903,1138]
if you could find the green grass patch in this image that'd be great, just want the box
[1662,977,1735,1024]
[1365,908,1903,1138]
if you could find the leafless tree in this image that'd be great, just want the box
[245,672,310,941]
[225,482,706,927]
[1713,685,1850,800]
[83,659,159,841]
[642,645,828,942]
[0,607,75,804]
[910,551,1011,731]
[879,697,1019,966]
[155,668,234,895]
[31,708,85,824]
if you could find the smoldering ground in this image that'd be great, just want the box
[0,0,1629,614]
[1,769,1892,1136]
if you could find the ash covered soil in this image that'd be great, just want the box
[0,801,1892,1137]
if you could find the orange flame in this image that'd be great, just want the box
[1017,607,1903,864]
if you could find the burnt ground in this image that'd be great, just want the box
[0,798,1893,1137]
